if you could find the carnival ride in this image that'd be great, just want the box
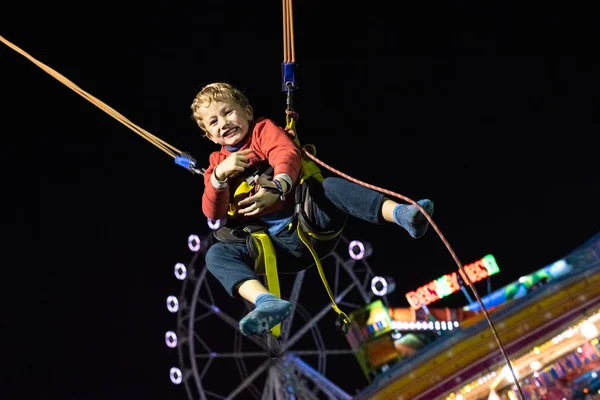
[354,232,600,400]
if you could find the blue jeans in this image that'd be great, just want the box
[205,177,385,297]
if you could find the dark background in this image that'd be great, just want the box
[2,1,599,399]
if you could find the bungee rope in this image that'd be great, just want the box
[2,4,524,395]
[0,36,180,160]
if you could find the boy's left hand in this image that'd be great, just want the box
[237,176,282,216]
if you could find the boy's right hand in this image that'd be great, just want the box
[214,149,254,181]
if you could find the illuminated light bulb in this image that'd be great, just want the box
[174,262,187,280]
[371,276,389,296]
[349,240,365,260]
[207,218,221,230]
[165,331,177,348]
[188,234,201,252]
[167,296,179,313]
[170,367,183,384]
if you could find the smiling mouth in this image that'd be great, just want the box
[223,127,238,138]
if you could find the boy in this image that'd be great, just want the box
[191,82,434,337]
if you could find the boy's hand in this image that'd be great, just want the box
[214,149,254,180]
[237,176,283,216]
[237,190,280,216]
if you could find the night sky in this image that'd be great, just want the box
[2,2,599,399]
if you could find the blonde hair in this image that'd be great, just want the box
[190,82,251,133]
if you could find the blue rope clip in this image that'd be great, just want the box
[281,62,296,92]
[175,151,204,175]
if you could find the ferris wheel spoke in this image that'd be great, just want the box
[194,309,215,322]
[196,297,267,350]
[204,389,226,399]
[281,271,305,341]
[194,332,212,354]
[339,300,361,309]
[260,370,274,400]
[286,283,356,350]
[196,351,269,358]
[338,259,370,304]
[290,355,353,400]
[225,358,272,400]
[198,356,214,381]
[334,258,341,296]
[203,276,218,306]
[195,298,239,329]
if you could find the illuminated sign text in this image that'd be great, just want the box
[405,254,500,310]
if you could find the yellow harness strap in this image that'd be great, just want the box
[286,114,349,325]
[248,230,282,338]
[296,222,350,325]
[286,115,324,185]
[228,181,254,216]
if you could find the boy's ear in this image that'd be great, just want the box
[245,105,254,120]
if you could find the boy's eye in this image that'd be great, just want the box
[209,120,217,126]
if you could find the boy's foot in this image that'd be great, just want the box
[393,199,434,239]
[239,293,292,337]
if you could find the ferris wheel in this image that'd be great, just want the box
[165,219,389,400]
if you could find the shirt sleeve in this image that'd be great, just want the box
[253,119,301,189]
[202,152,230,220]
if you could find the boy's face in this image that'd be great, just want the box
[196,98,253,146]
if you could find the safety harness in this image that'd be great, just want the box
[212,115,350,337]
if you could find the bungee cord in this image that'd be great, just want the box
[282,0,295,64]
[0,35,180,160]
[2,3,525,397]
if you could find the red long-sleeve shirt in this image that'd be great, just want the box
[202,118,302,221]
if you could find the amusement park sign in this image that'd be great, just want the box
[405,254,500,310]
